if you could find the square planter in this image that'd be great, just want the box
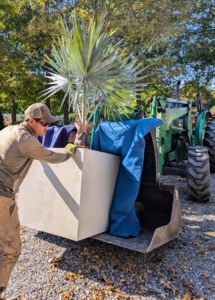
[18,148,120,241]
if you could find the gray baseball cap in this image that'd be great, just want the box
[24,103,58,123]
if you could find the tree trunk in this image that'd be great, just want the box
[44,0,50,110]
[0,111,4,130]
[63,99,69,124]
[44,53,51,110]
[11,92,16,124]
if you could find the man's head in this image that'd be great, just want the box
[171,90,176,99]
[24,103,58,136]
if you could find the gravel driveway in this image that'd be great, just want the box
[3,174,215,300]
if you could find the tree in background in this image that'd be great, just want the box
[0,1,42,122]
[77,0,215,96]
[76,0,190,82]
[1,0,215,123]
[168,0,215,84]
[0,0,77,123]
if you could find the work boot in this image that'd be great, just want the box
[0,287,4,299]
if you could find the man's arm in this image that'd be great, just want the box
[19,134,72,163]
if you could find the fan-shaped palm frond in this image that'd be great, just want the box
[43,10,149,122]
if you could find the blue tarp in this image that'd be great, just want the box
[92,118,162,238]
[37,125,76,148]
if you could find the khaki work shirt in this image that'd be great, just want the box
[0,122,71,200]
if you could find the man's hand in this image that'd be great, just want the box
[64,144,78,155]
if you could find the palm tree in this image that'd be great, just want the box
[42,10,149,146]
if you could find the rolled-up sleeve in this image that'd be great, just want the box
[19,134,71,163]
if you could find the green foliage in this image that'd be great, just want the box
[0,0,76,119]
[161,0,215,83]
[180,81,215,103]
[76,0,190,83]
[1,0,215,119]
[140,84,171,116]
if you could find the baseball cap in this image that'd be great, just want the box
[24,103,59,123]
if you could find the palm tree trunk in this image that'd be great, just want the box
[63,99,69,124]
[45,52,51,110]
[82,82,86,122]
[45,74,51,110]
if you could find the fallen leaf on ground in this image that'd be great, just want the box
[208,243,215,250]
[167,266,178,280]
[48,255,63,267]
[180,278,194,295]
[97,275,113,284]
[92,265,100,272]
[121,264,133,273]
[184,255,192,261]
[106,285,116,292]
[64,271,84,281]
[196,248,206,256]
[79,247,90,256]
[201,272,210,279]
[160,279,178,295]
[181,293,192,300]
[60,290,74,300]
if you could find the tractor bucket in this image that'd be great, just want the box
[93,131,182,253]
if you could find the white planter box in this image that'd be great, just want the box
[18,148,120,241]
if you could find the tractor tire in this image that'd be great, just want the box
[203,119,215,171]
[187,146,210,202]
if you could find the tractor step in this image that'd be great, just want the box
[162,164,187,177]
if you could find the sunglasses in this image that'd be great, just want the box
[34,119,50,127]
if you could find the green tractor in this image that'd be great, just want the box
[151,86,215,202]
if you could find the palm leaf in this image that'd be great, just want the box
[42,9,150,122]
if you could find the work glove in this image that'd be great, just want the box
[64,144,78,155]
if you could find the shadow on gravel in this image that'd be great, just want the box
[34,207,215,299]
[35,230,185,299]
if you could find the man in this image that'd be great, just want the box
[0,103,73,300]
[171,90,177,99]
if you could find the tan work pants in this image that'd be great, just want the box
[0,196,21,293]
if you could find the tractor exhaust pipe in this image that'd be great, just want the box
[176,80,181,100]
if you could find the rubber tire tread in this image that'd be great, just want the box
[203,119,215,172]
[187,146,210,202]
